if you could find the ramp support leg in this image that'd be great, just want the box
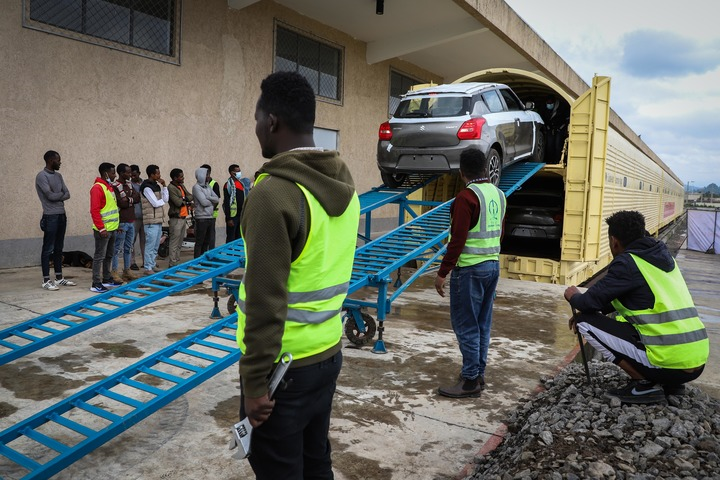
[372,321,387,354]
[210,288,222,319]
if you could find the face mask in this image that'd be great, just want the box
[235,172,242,180]
[546,103,554,110]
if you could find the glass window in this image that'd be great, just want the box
[499,88,522,111]
[24,0,179,63]
[389,71,422,115]
[275,26,342,101]
[482,90,504,113]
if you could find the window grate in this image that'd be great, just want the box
[389,70,423,116]
[275,25,342,102]
[24,0,181,64]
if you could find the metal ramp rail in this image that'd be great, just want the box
[0,314,239,479]
[0,163,544,477]
[0,242,246,366]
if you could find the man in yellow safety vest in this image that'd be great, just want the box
[434,147,506,398]
[565,210,708,404]
[90,162,121,293]
[236,71,359,479]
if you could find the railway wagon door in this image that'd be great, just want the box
[561,75,611,262]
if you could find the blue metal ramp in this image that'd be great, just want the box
[0,315,239,479]
[0,243,246,366]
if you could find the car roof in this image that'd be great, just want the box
[404,82,504,97]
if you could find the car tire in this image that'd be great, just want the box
[381,171,407,188]
[531,130,545,163]
[488,148,502,187]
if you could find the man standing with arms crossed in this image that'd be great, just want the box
[140,165,168,275]
[111,163,141,282]
[223,164,244,244]
[434,147,506,398]
[200,164,221,249]
[237,71,359,479]
[130,165,145,270]
[90,162,121,293]
[167,168,193,268]
[35,150,76,290]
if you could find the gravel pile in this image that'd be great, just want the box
[466,361,720,480]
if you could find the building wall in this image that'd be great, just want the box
[0,0,440,268]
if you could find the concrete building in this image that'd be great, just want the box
[2,0,666,269]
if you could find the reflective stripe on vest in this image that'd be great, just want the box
[611,254,708,369]
[236,173,360,361]
[456,183,505,266]
[92,182,119,232]
[209,179,219,218]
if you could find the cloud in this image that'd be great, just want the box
[620,30,720,78]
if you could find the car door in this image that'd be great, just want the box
[480,89,516,160]
[499,88,533,159]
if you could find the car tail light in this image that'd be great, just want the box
[457,118,485,140]
[379,121,392,141]
[553,213,563,224]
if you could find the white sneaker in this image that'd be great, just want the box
[42,280,59,291]
[56,278,77,286]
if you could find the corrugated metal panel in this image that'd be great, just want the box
[562,76,610,262]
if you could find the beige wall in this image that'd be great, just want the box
[0,0,440,268]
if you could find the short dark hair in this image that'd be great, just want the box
[257,71,315,134]
[170,168,183,180]
[99,162,115,176]
[228,164,239,174]
[200,164,212,174]
[606,210,646,247]
[117,163,129,174]
[44,150,59,163]
[131,164,140,173]
[459,148,486,179]
[146,164,159,177]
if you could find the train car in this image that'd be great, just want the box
[422,68,684,285]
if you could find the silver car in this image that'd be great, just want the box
[377,82,545,187]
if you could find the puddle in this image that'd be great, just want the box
[0,401,17,418]
[166,329,200,341]
[39,352,90,372]
[208,396,240,428]
[0,363,85,400]
[90,340,144,358]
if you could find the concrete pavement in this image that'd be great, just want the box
[0,245,717,479]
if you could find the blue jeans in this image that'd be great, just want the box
[144,223,162,271]
[112,222,135,271]
[449,260,499,380]
[241,350,341,480]
[40,213,67,279]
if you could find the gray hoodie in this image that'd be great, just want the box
[192,168,219,219]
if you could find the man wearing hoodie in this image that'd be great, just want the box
[236,71,359,479]
[565,211,707,404]
[192,167,219,258]
[90,162,121,293]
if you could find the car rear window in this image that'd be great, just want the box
[511,192,563,208]
[394,95,471,118]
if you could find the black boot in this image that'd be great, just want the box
[438,378,483,398]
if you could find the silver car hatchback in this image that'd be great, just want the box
[377,82,545,187]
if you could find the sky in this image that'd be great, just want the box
[504,0,720,189]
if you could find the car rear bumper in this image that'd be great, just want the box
[377,141,490,174]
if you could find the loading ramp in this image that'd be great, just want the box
[0,162,543,478]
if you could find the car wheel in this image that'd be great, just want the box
[488,148,502,187]
[381,171,407,188]
[531,130,545,163]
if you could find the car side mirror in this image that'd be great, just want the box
[524,101,535,110]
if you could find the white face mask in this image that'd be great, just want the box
[546,103,554,110]
[235,171,242,180]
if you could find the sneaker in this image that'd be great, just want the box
[663,384,687,396]
[438,378,483,398]
[55,278,77,286]
[604,380,666,404]
[90,284,109,293]
[102,279,123,288]
[153,266,163,272]
[42,279,59,291]
[130,263,139,271]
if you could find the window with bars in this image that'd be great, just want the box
[389,70,423,116]
[274,26,342,102]
[23,0,181,64]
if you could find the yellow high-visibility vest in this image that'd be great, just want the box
[455,183,505,266]
[92,182,119,232]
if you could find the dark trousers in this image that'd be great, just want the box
[92,230,116,285]
[193,218,214,258]
[240,350,342,480]
[40,213,67,279]
[226,216,241,244]
[208,218,217,250]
